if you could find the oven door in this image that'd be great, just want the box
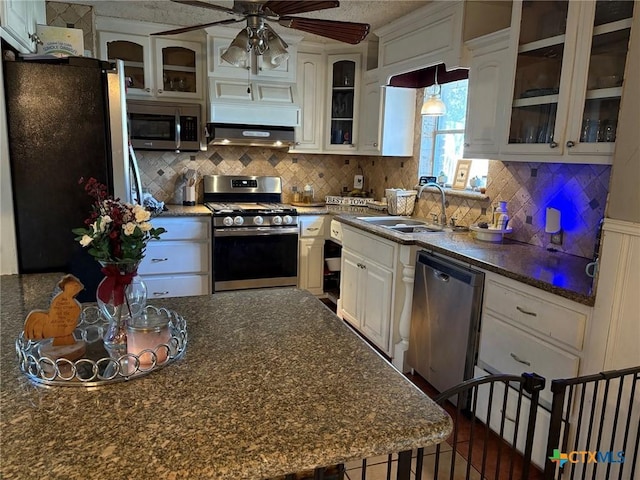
[213,227,299,291]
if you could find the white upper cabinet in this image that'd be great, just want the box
[97,18,204,100]
[500,0,635,164]
[358,71,415,157]
[290,50,326,153]
[324,53,361,152]
[463,29,511,157]
[0,0,45,54]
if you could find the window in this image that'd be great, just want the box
[419,79,488,187]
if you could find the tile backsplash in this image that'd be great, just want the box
[137,146,609,259]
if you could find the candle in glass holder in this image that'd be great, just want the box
[127,315,171,367]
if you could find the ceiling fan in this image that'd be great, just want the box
[151,0,371,69]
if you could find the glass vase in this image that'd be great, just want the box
[97,261,147,357]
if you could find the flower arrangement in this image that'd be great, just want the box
[72,177,165,265]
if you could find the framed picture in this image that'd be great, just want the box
[452,159,472,190]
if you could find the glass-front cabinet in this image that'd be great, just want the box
[503,0,634,163]
[101,32,153,96]
[99,32,202,99]
[154,39,201,98]
[325,54,361,151]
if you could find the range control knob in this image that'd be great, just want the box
[253,216,264,225]
[233,216,244,226]
[283,215,293,225]
[223,216,234,227]
[272,216,283,225]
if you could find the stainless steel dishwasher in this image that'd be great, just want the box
[407,251,484,405]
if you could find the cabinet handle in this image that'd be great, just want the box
[500,409,517,423]
[153,291,170,296]
[28,33,43,45]
[510,352,531,366]
[306,227,319,231]
[464,142,470,147]
[357,263,366,269]
[549,141,559,148]
[151,258,169,262]
[566,140,575,148]
[516,305,537,316]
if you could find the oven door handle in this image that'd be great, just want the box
[214,227,299,237]
[175,108,181,152]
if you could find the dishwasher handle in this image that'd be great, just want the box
[433,269,450,282]
[416,250,484,287]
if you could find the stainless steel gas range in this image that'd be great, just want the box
[204,175,298,291]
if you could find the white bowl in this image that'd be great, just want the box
[470,225,513,242]
[325,257,341,271]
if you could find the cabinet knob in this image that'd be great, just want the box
[464,143,470,147]
[158,89,164,94]
[566,140,575,148]
[28,33,43,45]
[145,87,151,92]
[549,141,559,148]
[373,143,378,147]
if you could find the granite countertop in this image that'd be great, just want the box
[158,204,212,216]
[0,274,452,480]
[335,215,596,306]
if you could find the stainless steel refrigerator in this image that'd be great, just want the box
[4,57,138,301]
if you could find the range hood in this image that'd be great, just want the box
[209,78,301,132]
[207,123,295,149]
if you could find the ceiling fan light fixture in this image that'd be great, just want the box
[261,25,289,70]
[221,28,250,67]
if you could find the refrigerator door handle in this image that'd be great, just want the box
[175,109,181,152]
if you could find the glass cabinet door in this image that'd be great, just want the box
[330,59,356,146]
[106,39,149,94]
[577,0,634,146]
[160,45,197,94]
[508,1,569,146]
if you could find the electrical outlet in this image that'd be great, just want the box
[551,231,563,245]
[354,174,364,189]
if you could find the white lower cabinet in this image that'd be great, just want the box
[297,215,327,295]
[138,216,211,298]
[339,225,400,355]
[476,272,594,469]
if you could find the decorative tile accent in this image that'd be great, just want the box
[268,154,280,167]
[239,153,253,167]
[157,169,164,176]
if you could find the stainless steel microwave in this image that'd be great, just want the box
[127,100,202,151]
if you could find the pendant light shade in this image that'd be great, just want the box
[421,65,446,116]
[261,25,289,70]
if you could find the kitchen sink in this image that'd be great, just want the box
[357,216,445,233]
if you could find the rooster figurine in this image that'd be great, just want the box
[24,274,84,346]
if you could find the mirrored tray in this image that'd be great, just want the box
[15,305,187,387]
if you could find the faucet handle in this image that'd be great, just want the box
[450,217,457,227]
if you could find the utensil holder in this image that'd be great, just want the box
[183,185,196,206]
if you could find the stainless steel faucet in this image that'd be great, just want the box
[417,182,447,226]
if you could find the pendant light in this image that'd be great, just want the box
[421,65,446,116]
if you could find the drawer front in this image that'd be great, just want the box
[151,217,210,241]
[143,274,210,298]
[343,227,395,268]
[484,279,586,350]
[479,315,580,405]
[473,366,550,469]
[139,242,209,275]
[299,215,326,237]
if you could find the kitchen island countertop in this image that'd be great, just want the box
[0,274,451,480]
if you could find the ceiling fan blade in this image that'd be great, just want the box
[278,17,370,45]
[151,18,242,36]
[170,0,237,15]
[264,1,339,16]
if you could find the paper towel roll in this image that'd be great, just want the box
[545,207,561,233]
